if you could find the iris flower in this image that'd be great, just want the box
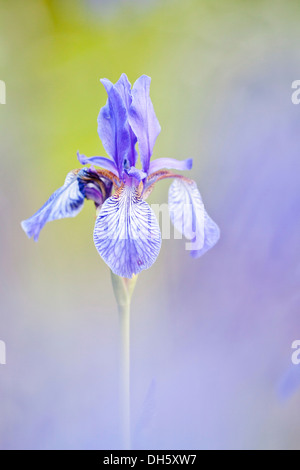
[21,74,220,278]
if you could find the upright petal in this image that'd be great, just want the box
[115,73,138,167]
[94,185,161,278]
[98,83,130,177]
[128,75,161,174]
[114,73,132,114]
[100,78,113,95]
[168,178,220,257]
[21,171,85,241]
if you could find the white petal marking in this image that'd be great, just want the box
[94,185,161,278]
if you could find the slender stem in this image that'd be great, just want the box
[110,271,137,450]
[118,300,131,450]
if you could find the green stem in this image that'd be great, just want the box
[110,271,137,450]
[118,300,131,450]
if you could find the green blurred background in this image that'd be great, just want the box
[1,0,300,449]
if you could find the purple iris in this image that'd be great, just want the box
[21,74,220,278]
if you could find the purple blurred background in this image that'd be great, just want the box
[0,0,300,449]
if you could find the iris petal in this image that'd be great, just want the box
[77,152,119,176]
[114,74,132,110]
[190,211,220,258]
[168,179,220,257]
[126,166,147,181]
[77,167,113,208]
[98,83,130,176]
[128,75,161,174]
[100,78,113,95]
[149,157,193,174]
[114,73,138,167]
[94,185,161,278]
[21,171,85,241]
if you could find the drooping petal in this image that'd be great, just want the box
[98,83,130,177]
[77,167,113,208]
[128,75,161,174]
[83,183,103,207]
[169,178,205,243]
[21,171,85,241]
[190,211,220,258]
[168,178,220,257]
[115,73,138,167]
[149,157,193,174]
[77,152,119,176]
[94,185,161,278]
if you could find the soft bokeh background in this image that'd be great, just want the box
[1,0,300,450]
